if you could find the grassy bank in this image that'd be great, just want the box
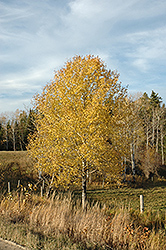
[0,151,166,249]
[0,192,166,250]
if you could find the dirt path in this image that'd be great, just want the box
[0,238,29,250]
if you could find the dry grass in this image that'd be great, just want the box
[0,191,166,250]
[0,151,166,249]
[0,151,37,192]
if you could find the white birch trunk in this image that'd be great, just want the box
[82,173,87,210]
[130,142,135,182]
[160,124,165,165]
[152,108,155,147]
[82,160,87,210]
[146,126,149,150]
[156,115,159,153]
[12,127,16,151]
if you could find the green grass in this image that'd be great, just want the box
[85,184,166,212]
[1,151,166,212]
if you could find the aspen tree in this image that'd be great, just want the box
[160,104,166,165]
[28,55,127,208]
[138,92,165,178]
[119,97,144,182]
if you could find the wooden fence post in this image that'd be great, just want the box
[8,182,10,193]
[17,180,21,211]
[140,195,144,213]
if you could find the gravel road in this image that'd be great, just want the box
[0,238,29,250]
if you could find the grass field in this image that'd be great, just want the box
[1,151,166,211]
[85,183,166,211]
[1,151,166,212]
[0,151,37,192]
[0,151,166,249]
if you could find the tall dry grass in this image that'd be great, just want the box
[0,191,166,249]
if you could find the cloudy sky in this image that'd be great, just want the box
[0,0,166,112]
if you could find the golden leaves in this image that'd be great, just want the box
[28,55,128,187]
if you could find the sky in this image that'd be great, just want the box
[0,0,166,113]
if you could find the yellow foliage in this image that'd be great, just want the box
[28,55,128,187]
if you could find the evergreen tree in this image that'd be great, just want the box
[0,123,5,150]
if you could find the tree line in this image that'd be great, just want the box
[26,55,166,207]
[121,90,166,180]
[0,109,35,151]
[1,55,166,208]
[0,89,165,180]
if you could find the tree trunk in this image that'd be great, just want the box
[102,176,105,188]
[89,172,92,184]
[161,124,164,165]
[12,127,16,151]
[124,157,127,182]
[82,160,87,210]
[130,142,135,182]
[122,156,126,182]
[146,126,149,150]
[82,173,87,210]
[46,173,54,198]
[19,135,23,151]
[152,107,155,147]
[156,115,159,153]
[5,129,8,151]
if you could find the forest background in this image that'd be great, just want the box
[0,89,166,182]
[0,55,166,249]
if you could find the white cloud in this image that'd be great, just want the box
[0,0,166,112]
[120,26,166,73]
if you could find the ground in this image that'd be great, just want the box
[0,238,28,250]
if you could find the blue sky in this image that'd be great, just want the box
[0,0,166,112]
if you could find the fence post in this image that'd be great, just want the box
[8,182,10,193]
[17,180,21,211]
[140,195,144,213]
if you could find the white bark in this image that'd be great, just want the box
[130,142,135,181]
[82,160,87,210]
[161,124,165,165]
[156,115,159,153]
